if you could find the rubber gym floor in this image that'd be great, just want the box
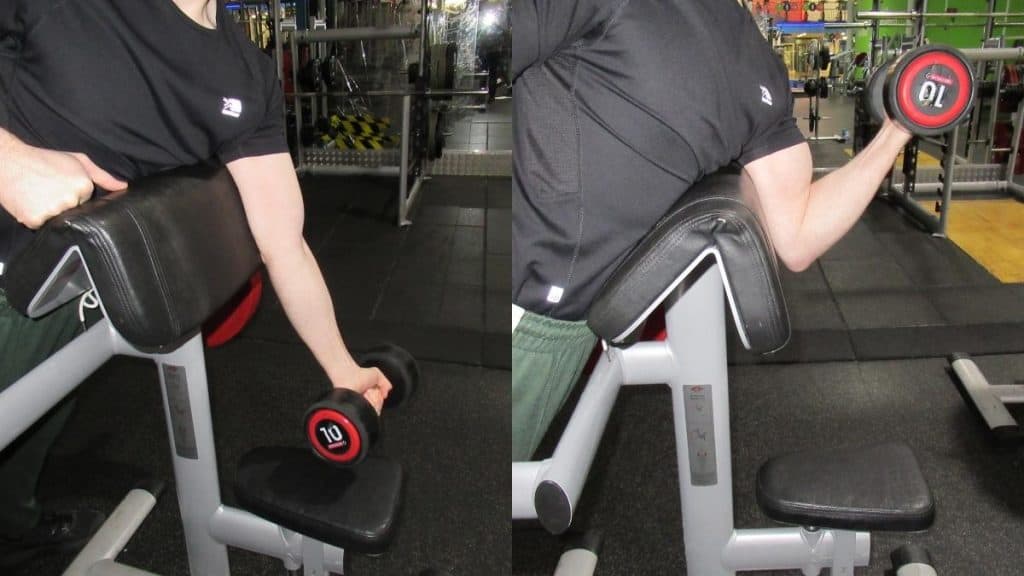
[18,175,511,575]
[513,96,1024,575]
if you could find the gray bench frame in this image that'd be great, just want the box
[511,251,872,576]
[0,246,347,576]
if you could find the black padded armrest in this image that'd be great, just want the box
[235,447,403,555]
[5,163,260,349]
[757,442,935,532]
[587,170,790,353]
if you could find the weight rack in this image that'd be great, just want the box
[885,46,1024,236]
[271,1,490,227]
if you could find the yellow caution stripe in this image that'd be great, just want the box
[334,134,400,150]
[327,113,391,130]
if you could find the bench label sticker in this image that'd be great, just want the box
[163,364,199,460]
[683,385,718,486]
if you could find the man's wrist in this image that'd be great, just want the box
[327,354,362,388]
[878,120,913,153]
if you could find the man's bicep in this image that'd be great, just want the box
[512,0,624,80]
[226,154,304,254]
[742,143,813,261]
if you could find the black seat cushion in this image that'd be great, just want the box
[5,163,260,349]
[587,169,789,353]
[756,442,934,532]
[234,447,402,555]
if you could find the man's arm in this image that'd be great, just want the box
[225,153,391,410]
[743,119,912,271]
[511,0,625,81]
[0,127,127,228]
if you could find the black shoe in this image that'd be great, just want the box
[0,509,106,568]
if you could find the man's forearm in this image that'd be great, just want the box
[265,240,361,387]
[802,121,911,255]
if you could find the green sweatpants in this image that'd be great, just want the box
[512,311,597,462]
[0,290,83,537]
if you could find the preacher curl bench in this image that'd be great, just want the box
[512,170,938,575]
[0,164,404,575]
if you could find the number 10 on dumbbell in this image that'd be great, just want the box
[304,344,419,466]
[884,45,975,136]
[918,76,951,109]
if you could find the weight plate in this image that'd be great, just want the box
[886,46,975,136]
[307,408,363,462]
[867,65,889,125]
[304,388,379,465]
[359,343,419,408]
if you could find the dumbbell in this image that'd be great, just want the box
[803,78,830,99]
[867,45,976,136]
[304,343,419,467]
[803,78,819,97]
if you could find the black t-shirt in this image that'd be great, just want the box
[512,0,806,320]
[0,0,287,273]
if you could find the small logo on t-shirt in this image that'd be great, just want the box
[760,85,773,107]
[222,98,243,119]
[547,286,564,304]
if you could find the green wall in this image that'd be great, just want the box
[852,0,1024,58]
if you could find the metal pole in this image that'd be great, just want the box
[273,0,283,81]
[932,21,1024,27]
[299,165,402,177]
[291,33,305,169]
[295,26,419,42]
[961,47,1024,60]
[887,186,942,234]
[986,0,997,40]
[921,0,929,42]
[889,181,1007,193]
[859,10,923,18]
[1006,95,1024,182]
[936,128,959,237]
[986,49,1006,163]
[1007,180,1024,200]
[860,10,1024,18]
[664,267,734,576]
[399,94,411,227]
[63,489,160,576]
[418,0,428,78]
[0,320,114,452]
[824,22,873,29]
[154,336,231,575]
[870,0,880,69]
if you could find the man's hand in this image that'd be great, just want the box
[0,135,127,229]
[337,366,394,414]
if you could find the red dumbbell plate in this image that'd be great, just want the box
[306,408,363,464]
[887,46,975,136]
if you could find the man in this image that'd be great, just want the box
[511,0,913,461]
[0,0,392,564]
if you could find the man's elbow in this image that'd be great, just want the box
[255,231,307,270]
[774,243,815,273]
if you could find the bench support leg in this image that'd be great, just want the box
[665,264,735,575]
[152,334,230,576]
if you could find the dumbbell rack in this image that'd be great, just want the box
[287,15,427,226]
[885,47,1024,237]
